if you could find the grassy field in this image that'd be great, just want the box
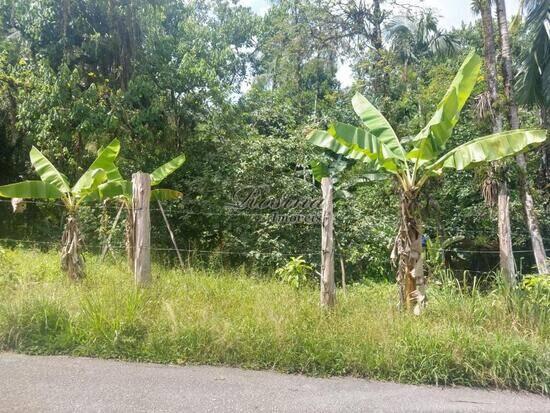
[0,248,548,394]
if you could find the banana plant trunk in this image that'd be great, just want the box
[395,189,426,314]
[125,203,135,272]
[60,213,85,280]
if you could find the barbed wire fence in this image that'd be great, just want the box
[0,196,548,276]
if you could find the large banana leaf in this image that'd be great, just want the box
[95,180,183,203]
[408,51,482,161]
[309,129,362,158]
[97,180,132,200]
[329,122,400,172]
[308,128,397,172]
[150,154,186,186]
[352,93,406,160]
[30,147,71,193]
[426,129,547,173]
[75,169,107,202]
[309,128,390,171]
[0,181,63,199]
[151,189,183,201]
[72,138,122,195]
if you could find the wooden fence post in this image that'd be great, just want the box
[132,172,151,286]
[320,177,336,307]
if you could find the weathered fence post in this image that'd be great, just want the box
[320,177,336,308]
[132,172,151,286]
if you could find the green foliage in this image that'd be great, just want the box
[0,248,548,393]
[427,129,547,173]
[275,256,315,289]
[410,51,482,161]
[424,235,465,276]
[0,0,548,279]
[94,153,186,203]
[515,0,549,108]
[0,181,62,199]
[0,139,121,208]
[310,52,547,193]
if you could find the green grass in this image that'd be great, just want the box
[0,248,548,394]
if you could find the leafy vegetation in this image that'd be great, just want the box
[0,139,121,279]
[0,248,547,394]
[0,0,548,393]
[276,256,315,289]
[309,51,546,312]
[0,0,547,279]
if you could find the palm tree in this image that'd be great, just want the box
[386,10,457,78]
[309,51,546,313]
[472,0,516,281]
[515,0,550,181]
[495,0,548,275]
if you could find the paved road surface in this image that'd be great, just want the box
[0,353,548,412]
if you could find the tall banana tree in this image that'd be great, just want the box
[93,154,186,269]
[309,51,547,314]
[0,139,121,280]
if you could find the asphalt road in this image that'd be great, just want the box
[0,353,548,412]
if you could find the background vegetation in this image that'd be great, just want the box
[0,0,547,281]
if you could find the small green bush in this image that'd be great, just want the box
[275,256,315,289]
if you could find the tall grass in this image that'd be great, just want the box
[0,248,548,394]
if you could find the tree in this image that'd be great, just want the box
[386,10,457,79]
[515,0,550,181]
[472,0,516,281]
[495,0,548,275]
[0,139,121,279]
[306,0,390,95]
[309,51,547,312]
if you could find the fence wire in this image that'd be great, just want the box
[1,198,549,265]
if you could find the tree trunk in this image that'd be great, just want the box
[394,189,425,314]
[61,213,85,280]
[516,154,549,274]
[320,177,336,308]
[370,0,387,97]
[371,0,383,52]
[497,179,517,285]
[479,0,516,280]
[479,0,502,132]
[495,0,548,274]
[540,107,550,185]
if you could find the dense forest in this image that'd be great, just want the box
[0,0,548,282]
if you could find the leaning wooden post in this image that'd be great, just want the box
[320,177,336,308]
[132,172,151,286]
[100,203,124,262]
[157,200,185,270]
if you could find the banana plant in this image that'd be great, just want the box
[308,51,547,314]
[0,139,121,280]
[93,154,186,269]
